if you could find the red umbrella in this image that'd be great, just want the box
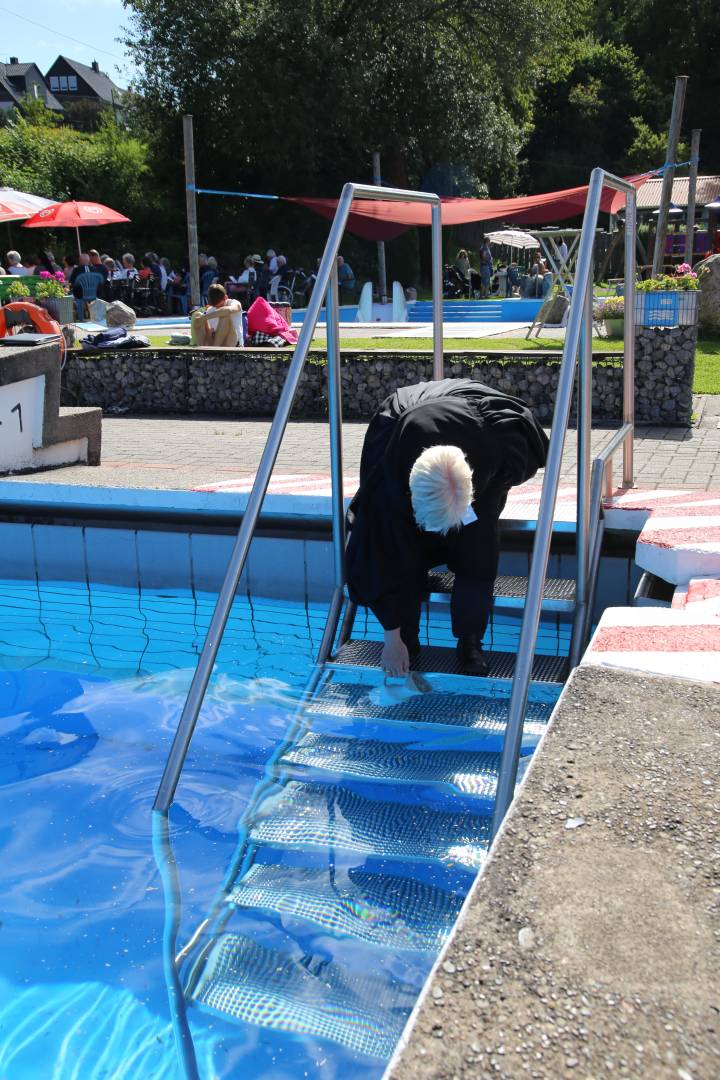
[23,200,131,254]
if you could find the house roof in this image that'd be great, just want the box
[636,175,720,210]
[0,74,22,104]
[0,62,63,110]
[49,55,122,103]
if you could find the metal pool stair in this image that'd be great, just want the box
[151,171,639,1078]
[176,665,559,1062]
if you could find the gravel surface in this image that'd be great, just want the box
[388,666,720,1080]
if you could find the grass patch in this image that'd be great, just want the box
[693,333,720,394]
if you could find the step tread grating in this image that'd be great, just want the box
[279,732,501,794]
[228,864,463,952]
[427,570,576,604]
[333,640,567,683]
[304,681,554,734]
[191,932,415,1059]
[248,781,491,868]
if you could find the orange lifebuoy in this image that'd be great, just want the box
[0,301,62,338]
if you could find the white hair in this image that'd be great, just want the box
[409,445,473,534]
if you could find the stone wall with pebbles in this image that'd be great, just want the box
[62,334,694,425]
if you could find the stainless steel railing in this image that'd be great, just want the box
[490,168,637,838]
[153,182,444,813]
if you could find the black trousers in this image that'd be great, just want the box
[399,513,500,646]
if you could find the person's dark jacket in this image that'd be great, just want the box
[346,379,548,628]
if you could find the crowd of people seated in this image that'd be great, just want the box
[452,244,554,299]
[1,243,357,319]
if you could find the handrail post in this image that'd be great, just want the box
[326,261,345,590]
[623,190,636,487]
[576,262,593,611]
[490,167,606,839]
[431,202,444,380]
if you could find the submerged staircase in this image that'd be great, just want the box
[169,554,569,1066]
[180,657,562,1063]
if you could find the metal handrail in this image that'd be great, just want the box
[490,168,636,838]
[153,182,444,813]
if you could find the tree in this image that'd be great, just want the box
[592,0,720,172]
[521,40,659,191]
[122,0,587,212]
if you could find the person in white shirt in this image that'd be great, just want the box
[558,237,569,264]
[266,249,279,275]
[192,283,243,347]
[5,250,29,276]
[113,253,140,281]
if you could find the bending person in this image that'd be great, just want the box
[346,379,548,677]
[192,283,244,347]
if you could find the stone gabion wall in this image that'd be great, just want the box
[61,338,693,425]
[635,325,696,425]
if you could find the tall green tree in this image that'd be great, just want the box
[122,0,587,198]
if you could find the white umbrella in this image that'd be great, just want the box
[0,187,54,223]
[485,229,539,249]
[705,200,720,210]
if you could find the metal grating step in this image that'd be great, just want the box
[427,571,576,612]
[279,733,500,801]
[248,781,491,869]
[191,931,415,1059]
[304,680,552,748]
[228,863,463,952]
[332,640,567,683]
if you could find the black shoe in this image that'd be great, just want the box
[456,634,489,676]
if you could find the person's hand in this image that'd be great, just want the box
[381,629,409,677]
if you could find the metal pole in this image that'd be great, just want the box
[326,261,345,589]
[623,191,636,487]
[431,202,443,380]
[685,129,701,265]
[652,76,688,277]
[372,152,388,304]
[183,115,201,309]
[152,812,201,1080]
[491,167,606,839]
[153,184,357,813]
[75,225,81,257]
[576,264,593,609]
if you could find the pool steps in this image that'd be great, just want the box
[185,664,564,1057]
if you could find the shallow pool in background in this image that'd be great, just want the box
[0,580,563,1078]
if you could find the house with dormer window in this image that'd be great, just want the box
[0,59,62,112]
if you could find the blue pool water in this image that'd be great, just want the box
[0,580,562,1078]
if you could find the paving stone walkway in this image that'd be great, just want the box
[3,406,720,492]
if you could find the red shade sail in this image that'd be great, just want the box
[22,200,130,228]
[286,177,647,241]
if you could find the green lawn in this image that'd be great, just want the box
[694,334,720,394]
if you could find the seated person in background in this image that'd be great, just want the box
[170,269,189,314]
[5,250,27,276]
[337,255,356,294]
[113,253,139,281]
[138,257,154,281]
[506,261,520,296]
[191,283,243,347]
[69,253,95,293]
[22,254,38,276]
[228,255,259,301]
[63,253,76,277]
[88,249,109,280]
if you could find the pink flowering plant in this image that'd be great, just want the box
[35,269,68,298]
[637,263,699,292]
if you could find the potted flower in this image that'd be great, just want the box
[35,271,74,324]
[594,295,625,339]
[4,278,32,302]
[635,264,699,327]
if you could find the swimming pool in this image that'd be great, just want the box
[0,580,562,1078]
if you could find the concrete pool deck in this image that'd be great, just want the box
[1,411,720,492]
[387,664,720,1080]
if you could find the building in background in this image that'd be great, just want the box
[0,59,62,113]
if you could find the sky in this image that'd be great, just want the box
[0,0,134,88]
